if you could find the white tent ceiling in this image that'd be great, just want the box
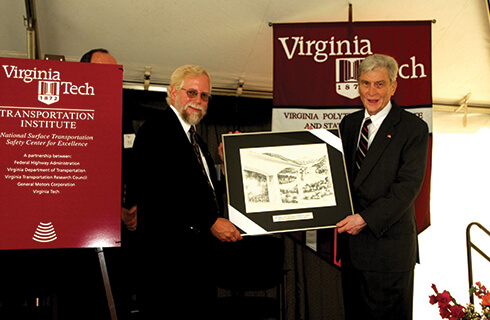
[1,0,490,108]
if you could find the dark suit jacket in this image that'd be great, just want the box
[131,106,221,316]
[339,101,429,273]
[133,106,220,245]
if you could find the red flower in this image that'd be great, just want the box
[438,291,453,308]
[482,284,488,293]
[429,283,490,319]
[439,307,451,318]
[449,305,465,318]
[481,294,490,306]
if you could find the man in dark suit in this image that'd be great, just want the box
[132,64,242,318]
[336,54,429,320]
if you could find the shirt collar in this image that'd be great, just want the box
[363,100,392,128]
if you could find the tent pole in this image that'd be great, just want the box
[24,0,39,59]
[348,3,353,23]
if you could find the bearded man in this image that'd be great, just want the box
[132,65,242,319]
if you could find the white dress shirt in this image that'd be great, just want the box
[358,101,392,149]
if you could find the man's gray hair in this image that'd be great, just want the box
[358,54,399,84]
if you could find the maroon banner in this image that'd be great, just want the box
[0,57,123,249]
[273,21,432,108]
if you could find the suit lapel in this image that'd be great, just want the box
[353,103,402,189]
[165,107,191,144]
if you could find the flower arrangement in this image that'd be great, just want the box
[429,282,490,319]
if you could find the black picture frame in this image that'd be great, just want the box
[223,129,353,235]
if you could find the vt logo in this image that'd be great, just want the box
[38,81,60,105]
[335,58,364,99]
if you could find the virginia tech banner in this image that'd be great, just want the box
[272,21,432,265]
[0,57,123,249]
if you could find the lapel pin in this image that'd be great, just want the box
[387,134,392,139]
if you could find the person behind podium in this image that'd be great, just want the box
[336,54,429,320]
[80,48,137,232]
[132,64,242,318]
[80,48,117,64]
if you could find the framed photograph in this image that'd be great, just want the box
[222,129,353,235]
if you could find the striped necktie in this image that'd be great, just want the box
[355,118,372,174]
[189,126,219,208]
[189,126,210,184]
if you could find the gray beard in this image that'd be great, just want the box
[181,104,206,126]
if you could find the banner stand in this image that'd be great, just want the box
[0,57,123,318]
[96,247,118,320]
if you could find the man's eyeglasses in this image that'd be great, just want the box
[180,88,212,102]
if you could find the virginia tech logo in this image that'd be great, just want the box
[335,58,364,100]
[2,65,95,106]
[38,81,60,105]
